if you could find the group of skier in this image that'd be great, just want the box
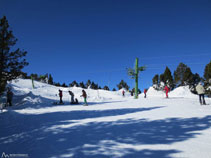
[127,89,148,98]
[58,89,87,105]
[126,86,170,99]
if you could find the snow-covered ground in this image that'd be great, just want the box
[0,79,211,158]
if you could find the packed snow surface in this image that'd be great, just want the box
[0,79,211,158]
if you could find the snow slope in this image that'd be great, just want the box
[0,79,211,158]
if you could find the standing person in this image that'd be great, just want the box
[59,89,63,104]
[122,90,125,97]
[131,90,133,96]
[81,90,87,105]
[164,85,169,98]
[144,89,147,98]
[6,88,13,106]
[68,91,75,104]
[0,95,3,111]
[196,82,206,105]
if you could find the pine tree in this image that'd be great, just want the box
[19,72,28,79]
[54,82,61,87]
[31,73,39,81]
[174,63,189,87]
[204,60,211,82]
[103,86,110,91]
[189,73,202,94]
[48,74,53,85]
[117,80,130,90]
[152,74,159,90]
[159,74,164,83]
[62,83,68,87]
[193,73,201,85]
[86,80,91,88]
[44,73,49,83]
[40,74,47,83]
[204,61,211,96]
[79,82,86,88]
[152,74,159,85]
[94,83,99,89]
[90,81,98,89]
[183,67,194,86]
[0,16,28,94]
[159,74,165,88]
[112,88,116,91]
[163,67,174,89]
[69,80,79,87]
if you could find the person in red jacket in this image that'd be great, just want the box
[59,89,63,104]
[144,89,147,98]
[122,90,125,97]
[164,86,169,98]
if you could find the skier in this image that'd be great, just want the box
[6,88,13,106]
[81,90,87,105]
[144,89,147,98]
[196,82,206,105]
[131,90,133,96]
[58,89,63,104]
[122,90,125,97]
[68,91,75,104]
[0,95,3,112]
[164,85,169,98]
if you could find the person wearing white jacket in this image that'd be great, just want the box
[196,83,206,105]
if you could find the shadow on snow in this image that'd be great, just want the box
[1,106,211,158]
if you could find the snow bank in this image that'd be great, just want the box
[147,86,198,98]
[170,86,197,98]
[7,79,125,107]
[7,79,200,108]
[147,87,165,97]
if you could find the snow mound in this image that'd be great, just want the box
[147,87,165,97]
[147,86,197,98]
[7,79,125,108]
[170,86,197,98]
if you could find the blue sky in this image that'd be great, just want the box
[1,0,211,90]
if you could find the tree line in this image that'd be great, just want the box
[19,72,130,92]
[152,62,211,96]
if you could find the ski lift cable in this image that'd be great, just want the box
[138,53,211,61]
[71,62,206,76]
[146,62,207,69]
[69,53,210,75]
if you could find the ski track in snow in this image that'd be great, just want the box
[0,79,211,158]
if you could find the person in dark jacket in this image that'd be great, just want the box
[81,90,87,105]
[131,90,133,96]
[74,98,79,105]
[59,89,63,104]
[7,88,13,106]
[68,91,75,104]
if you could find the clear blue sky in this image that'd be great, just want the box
[1,0,211,90]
